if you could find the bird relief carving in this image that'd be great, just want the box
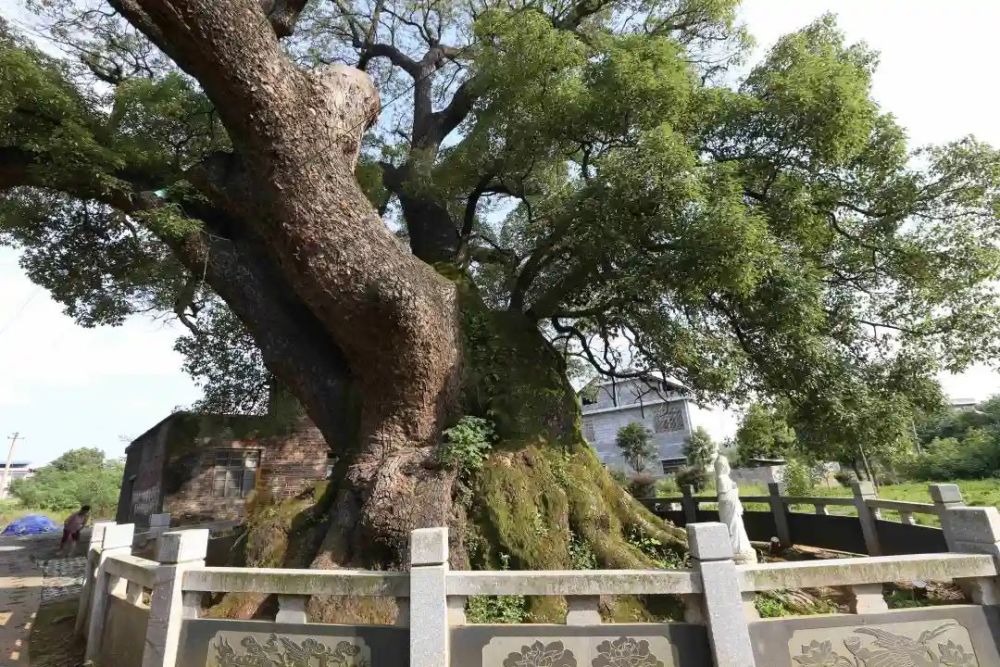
[791,622,978,667]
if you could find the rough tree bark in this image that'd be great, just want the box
[3,0,687,623]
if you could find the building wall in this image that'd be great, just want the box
[164,416,328,523]
[118,413,328,525]
[117,418,171,525]
[580,378,737,476]
[583,402,691,473]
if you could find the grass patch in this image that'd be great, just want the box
[28,598,84,666]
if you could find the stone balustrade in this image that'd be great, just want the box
[74,482,1000,667]
[644,481,959,555]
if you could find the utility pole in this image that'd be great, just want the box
[2,433,21,501]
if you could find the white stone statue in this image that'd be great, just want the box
[715,455,758,564]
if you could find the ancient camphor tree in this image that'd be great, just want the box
[3,0,1000,619]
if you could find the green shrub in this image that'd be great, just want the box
[10,448,122,516]
[655,476,679,496]
[616,422,657,473]
[436,416,496,473]
[627,472,657,498]
[466,554,527,623]
[906,431,1000,481]
[568,534,598,570]
[675,465,708,492]
[782,458,815,496]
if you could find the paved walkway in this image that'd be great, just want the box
[0,544,43,666]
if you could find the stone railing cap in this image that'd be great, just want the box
[411,527,448,566]
[687,522,733,561]
[156,529,209,564]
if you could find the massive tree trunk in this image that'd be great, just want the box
[16,0,683,622]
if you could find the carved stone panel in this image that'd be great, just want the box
[749,605,1000,667]
[177,619,407,666]
[790,620,977,666]
[209,631,371,666]
[452,623,711,667]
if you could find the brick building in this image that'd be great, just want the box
[115,411,329,526]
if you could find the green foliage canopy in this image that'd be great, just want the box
[0,2,999,462]
[10,447,123,515]
[734,402,798,463]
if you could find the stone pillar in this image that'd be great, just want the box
[409,528,449,667]
[681,485,698,525]
[767,483,791,547]
[935,504,1000,604]
[75,520,114,636]
[148,513,171,537]
[851,481,882,556]
[688,523,756,667]
[84,523,135,663]
[930,483,965,550]
[142,529,209,667]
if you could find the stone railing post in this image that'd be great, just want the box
[84,523,135,664]
[851,481,882,556]
[148,513,171,537]
[937,504,1000,604]
[142,529,209,667]
[410,527,449,667]
[75,520,114,636]
[681,485,698,525]
[767,483,791,547]
[930,483,965,550]
[688,523,756,667]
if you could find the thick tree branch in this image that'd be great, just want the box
[259,0,309,37]
[0,145,356,445]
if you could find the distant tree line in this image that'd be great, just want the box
[10,448,122,516]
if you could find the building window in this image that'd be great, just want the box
[654,404,685,433]
[583,419,596,442]
[212,450,260,498]
[661,458,686,474]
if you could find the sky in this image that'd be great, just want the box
[3,1,1000,463]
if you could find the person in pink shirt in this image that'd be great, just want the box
[58,505,90,556]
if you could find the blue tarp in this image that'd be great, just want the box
[2,514,60,536]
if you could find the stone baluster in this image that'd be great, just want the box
[565,596,601,625]
[848,583,888,614]
[276,595,309,624]
[899,511,916,526]
[409,528,450,667]
[814,503,829,516]
[688,523,757,667]
[142,529,209,667]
